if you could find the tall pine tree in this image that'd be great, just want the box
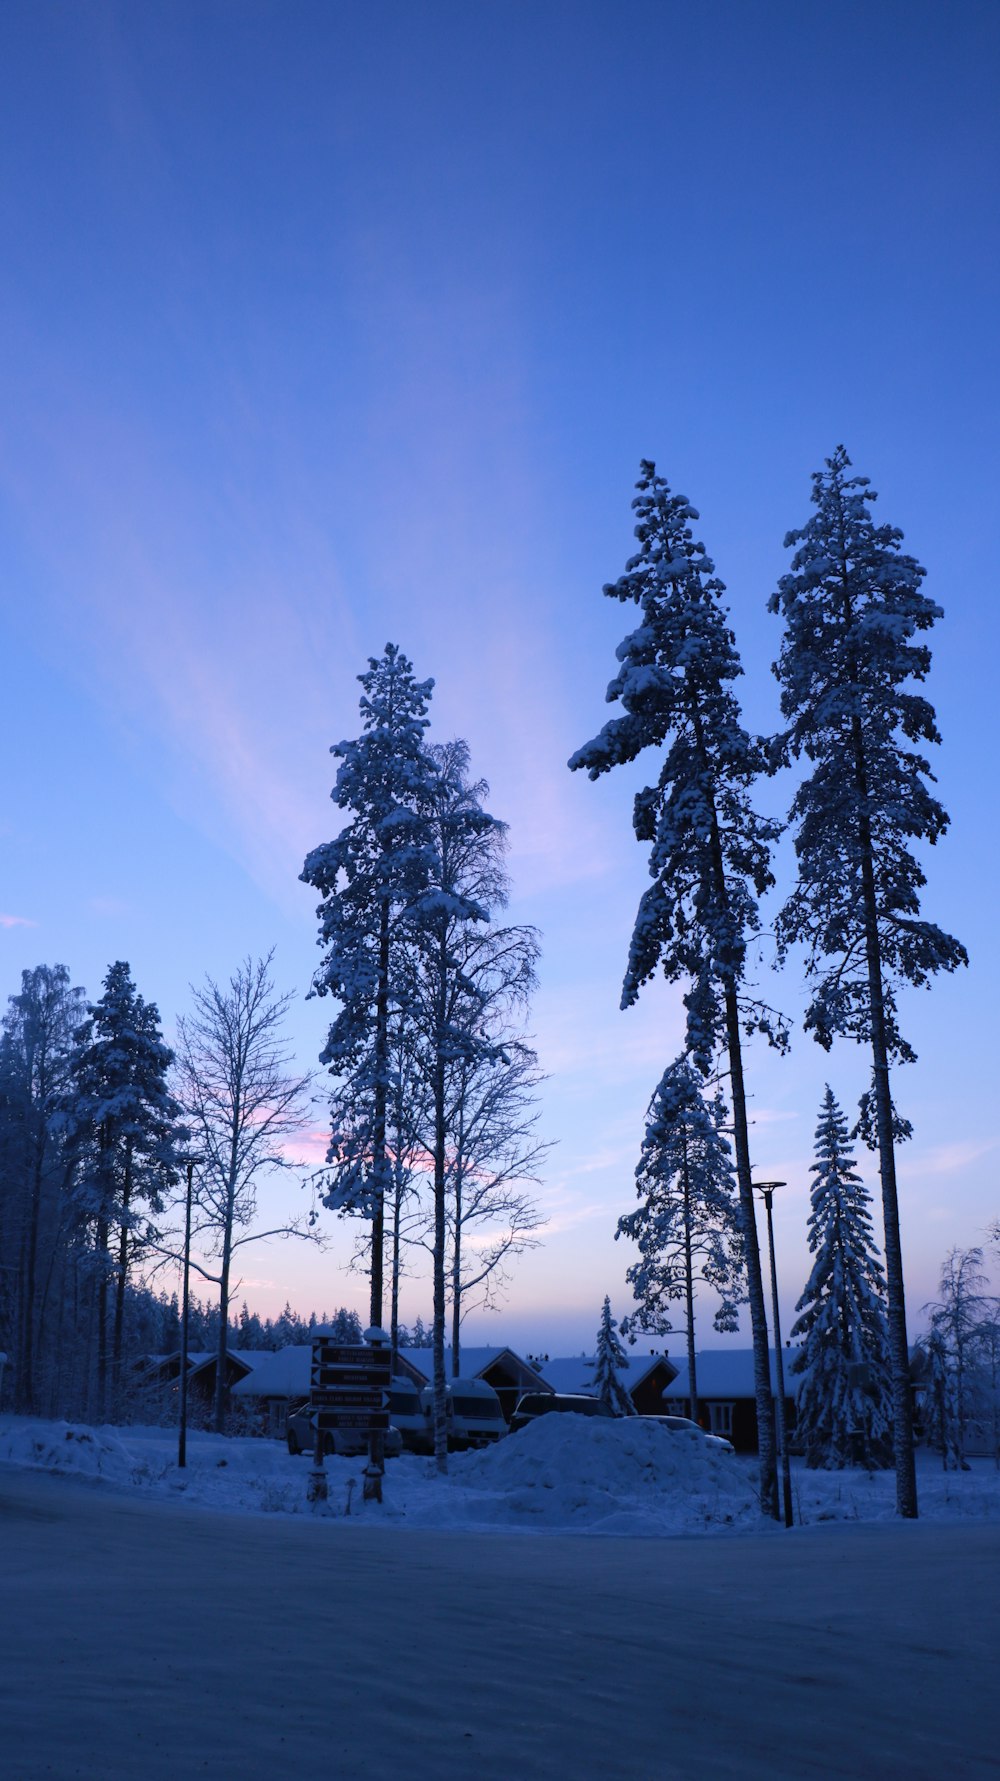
[571,461,783,1515]
[302,644,438,1329]
[618,1058,743,1427]
[790,1087,892,1470]
[770,448,966,1517]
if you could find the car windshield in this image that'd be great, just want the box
[451,1398,501,1419]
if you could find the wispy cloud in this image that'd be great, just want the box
[899,1138,998,1180]
[0,913,37,929]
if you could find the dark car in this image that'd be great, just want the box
[509,1392,616,1434]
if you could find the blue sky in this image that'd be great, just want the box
[1,1,997,1353]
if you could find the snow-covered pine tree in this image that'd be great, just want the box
[69,961,184,1417]
[618,1058,743,1427]
[570,462,783,1514]
[790,1087,892,1470]
[589,1297,635,1416]
[770,448,967,1518]
[404,738,518,1473]
[301,644,438,1329]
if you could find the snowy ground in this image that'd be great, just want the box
[2,1462,998,1780]
[1,1411,998,1535]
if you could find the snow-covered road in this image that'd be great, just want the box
[2,1466,997,1781]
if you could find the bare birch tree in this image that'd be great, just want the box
[174,954,314,1431]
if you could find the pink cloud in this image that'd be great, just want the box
[0,913,37,929]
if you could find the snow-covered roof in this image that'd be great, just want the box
[230,1347,313,1398]
[663,1349,803,1400]
[539,1354,675,1399]
[396,1346,549,1388]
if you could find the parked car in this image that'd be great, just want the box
[641,1414,735,1455]
[418,1378,507,1450]
[285,1401,403,1459]
[509,1392,616,1434]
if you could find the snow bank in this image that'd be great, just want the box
[3,1413,999,1537]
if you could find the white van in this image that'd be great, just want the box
[419,1377,507,1450]
[387,1376,426,1452]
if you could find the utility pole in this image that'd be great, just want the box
[178,1156,196,1470]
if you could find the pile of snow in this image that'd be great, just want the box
[442,1413,756,1534]
[0,1419,139,1484]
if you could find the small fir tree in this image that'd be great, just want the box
[770,447,967,1517]
[790,1087,892,1470]
[618,1059,744,1427]
[589,1297,635,1416]
[571,462,783,1513]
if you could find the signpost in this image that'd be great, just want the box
[306,1330,392,1506]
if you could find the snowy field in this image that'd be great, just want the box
[1,1411,999,1535]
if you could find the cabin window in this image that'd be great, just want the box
[710,1402,734,1435]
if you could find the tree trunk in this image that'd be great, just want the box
[95,1215,109,1420]
[112,1141,133,1416]
[682,1142,699,1427]
[21,1124,46,1414]
[694,712,778,1517]
[389,1164,402,1371]
[370,895,390,1328]
[851,712,919,1519]
[431,930,449,1474]
[724,989,778,1515]
[450,1165,462,1377]
[214,1227,234,1434]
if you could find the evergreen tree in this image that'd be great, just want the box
[69,962,184,1416]
[618,1058,743,1426]
[589,1297,635,1416]
[790,1087,892,1469]
[770,447,967,1517]
[570,462,783,1514]
[0,965,85,1413]
[302,644,438,1329]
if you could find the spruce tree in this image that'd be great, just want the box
[618,1058,743,1427]
[70,961,183,1416]
[571,462,783,1514]
[790,1087,892,1470]
[589,1297,635,1416]
[770,448,967,1517]
[302,643,438,1329]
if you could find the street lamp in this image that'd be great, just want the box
[177,1154,202,1471]
[754,1180,794,1529]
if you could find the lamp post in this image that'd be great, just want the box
[178,1155,198,1470]
[754,1179,794,1529]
